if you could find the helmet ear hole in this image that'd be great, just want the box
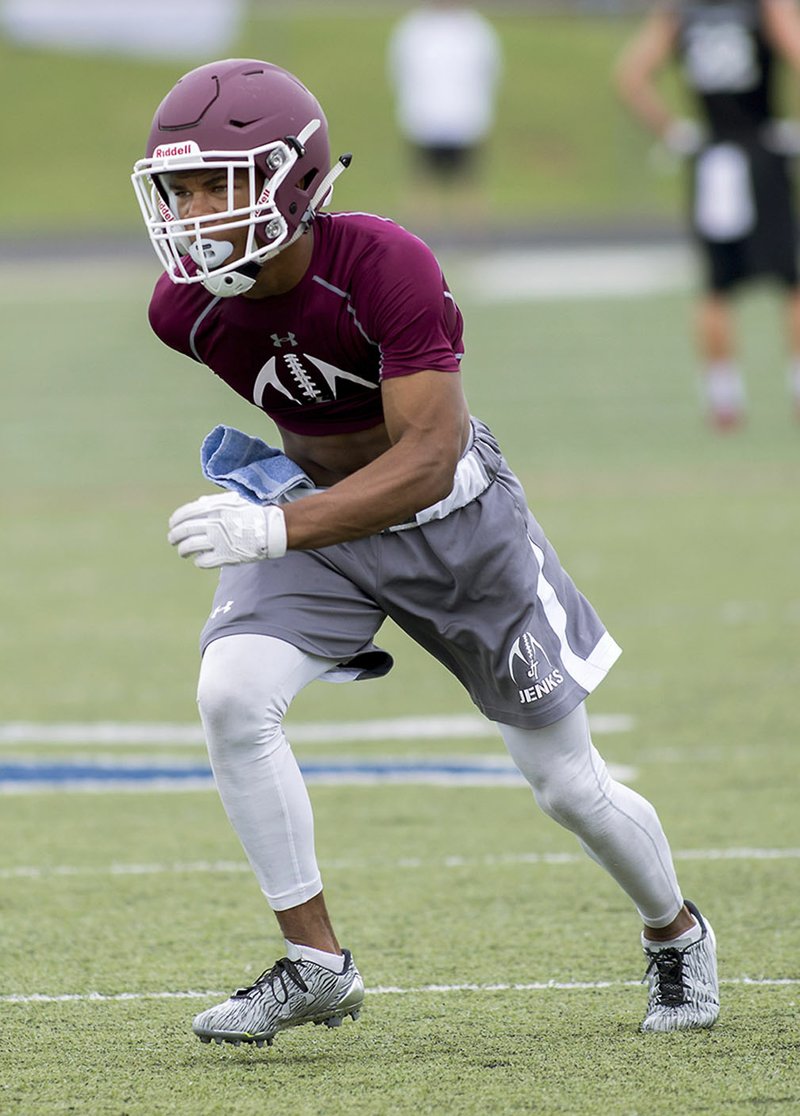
[297,168,319,191]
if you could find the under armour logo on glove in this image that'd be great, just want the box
[167,492,287,568]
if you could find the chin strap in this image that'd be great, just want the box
[201,260,261,297]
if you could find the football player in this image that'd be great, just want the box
[615,0,800,429]
[132,59,719,1047]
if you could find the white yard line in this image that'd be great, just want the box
[2,976,795,1006]
[2,846,797,882]
[0,713,633,746]
[459,245,693,303]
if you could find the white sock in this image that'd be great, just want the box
[642,917,702,952]
[704,361,746,415]
[285,939,345,973]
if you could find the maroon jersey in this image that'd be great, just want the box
[148,212,465,436]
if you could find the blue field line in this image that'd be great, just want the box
[0,758,534,790]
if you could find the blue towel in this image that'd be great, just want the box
[200,425,313,504]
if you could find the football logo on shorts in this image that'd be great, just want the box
[508,631,564,705]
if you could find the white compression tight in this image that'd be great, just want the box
[498,710,683,927]
[197,634,335,911]
[197,633,683,926]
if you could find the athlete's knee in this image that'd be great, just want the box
[197,676,283,756]
[503,737,596,828]
[499,710,610,832]
[534,753,651,845]
[197,638,284,754]
[529,762,599,830]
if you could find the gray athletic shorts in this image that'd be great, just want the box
[199,419,621,729]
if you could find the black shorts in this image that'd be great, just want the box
[411,142,479,181]
[690,141,799,293]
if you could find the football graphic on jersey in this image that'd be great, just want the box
[253,353,378,408]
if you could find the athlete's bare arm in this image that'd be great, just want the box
[279,369,471,550]
[763,0,800,70]
[613,8,679,137]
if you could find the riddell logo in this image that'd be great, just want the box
[153,140,201,159]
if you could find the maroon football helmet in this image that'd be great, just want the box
[131,59,350,296]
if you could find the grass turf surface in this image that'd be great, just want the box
[1,251,799,1112]
[0,9,701,237]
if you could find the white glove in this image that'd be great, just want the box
[662,118,705,157]
[167,492,287,568]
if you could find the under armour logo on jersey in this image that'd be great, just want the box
[271,332,298,349]
[210,600,234,619]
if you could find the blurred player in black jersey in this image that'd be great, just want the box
[615,0,800,429]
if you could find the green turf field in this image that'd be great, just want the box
[3,2,799,238]
[1,244,798,1114]
[0,8,697,237]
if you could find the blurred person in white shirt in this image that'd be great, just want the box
[388,1,502,230]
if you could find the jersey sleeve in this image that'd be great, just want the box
[350,226,464,380]
[147,272,202,362]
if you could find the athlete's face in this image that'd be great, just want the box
[163,168,252,259]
